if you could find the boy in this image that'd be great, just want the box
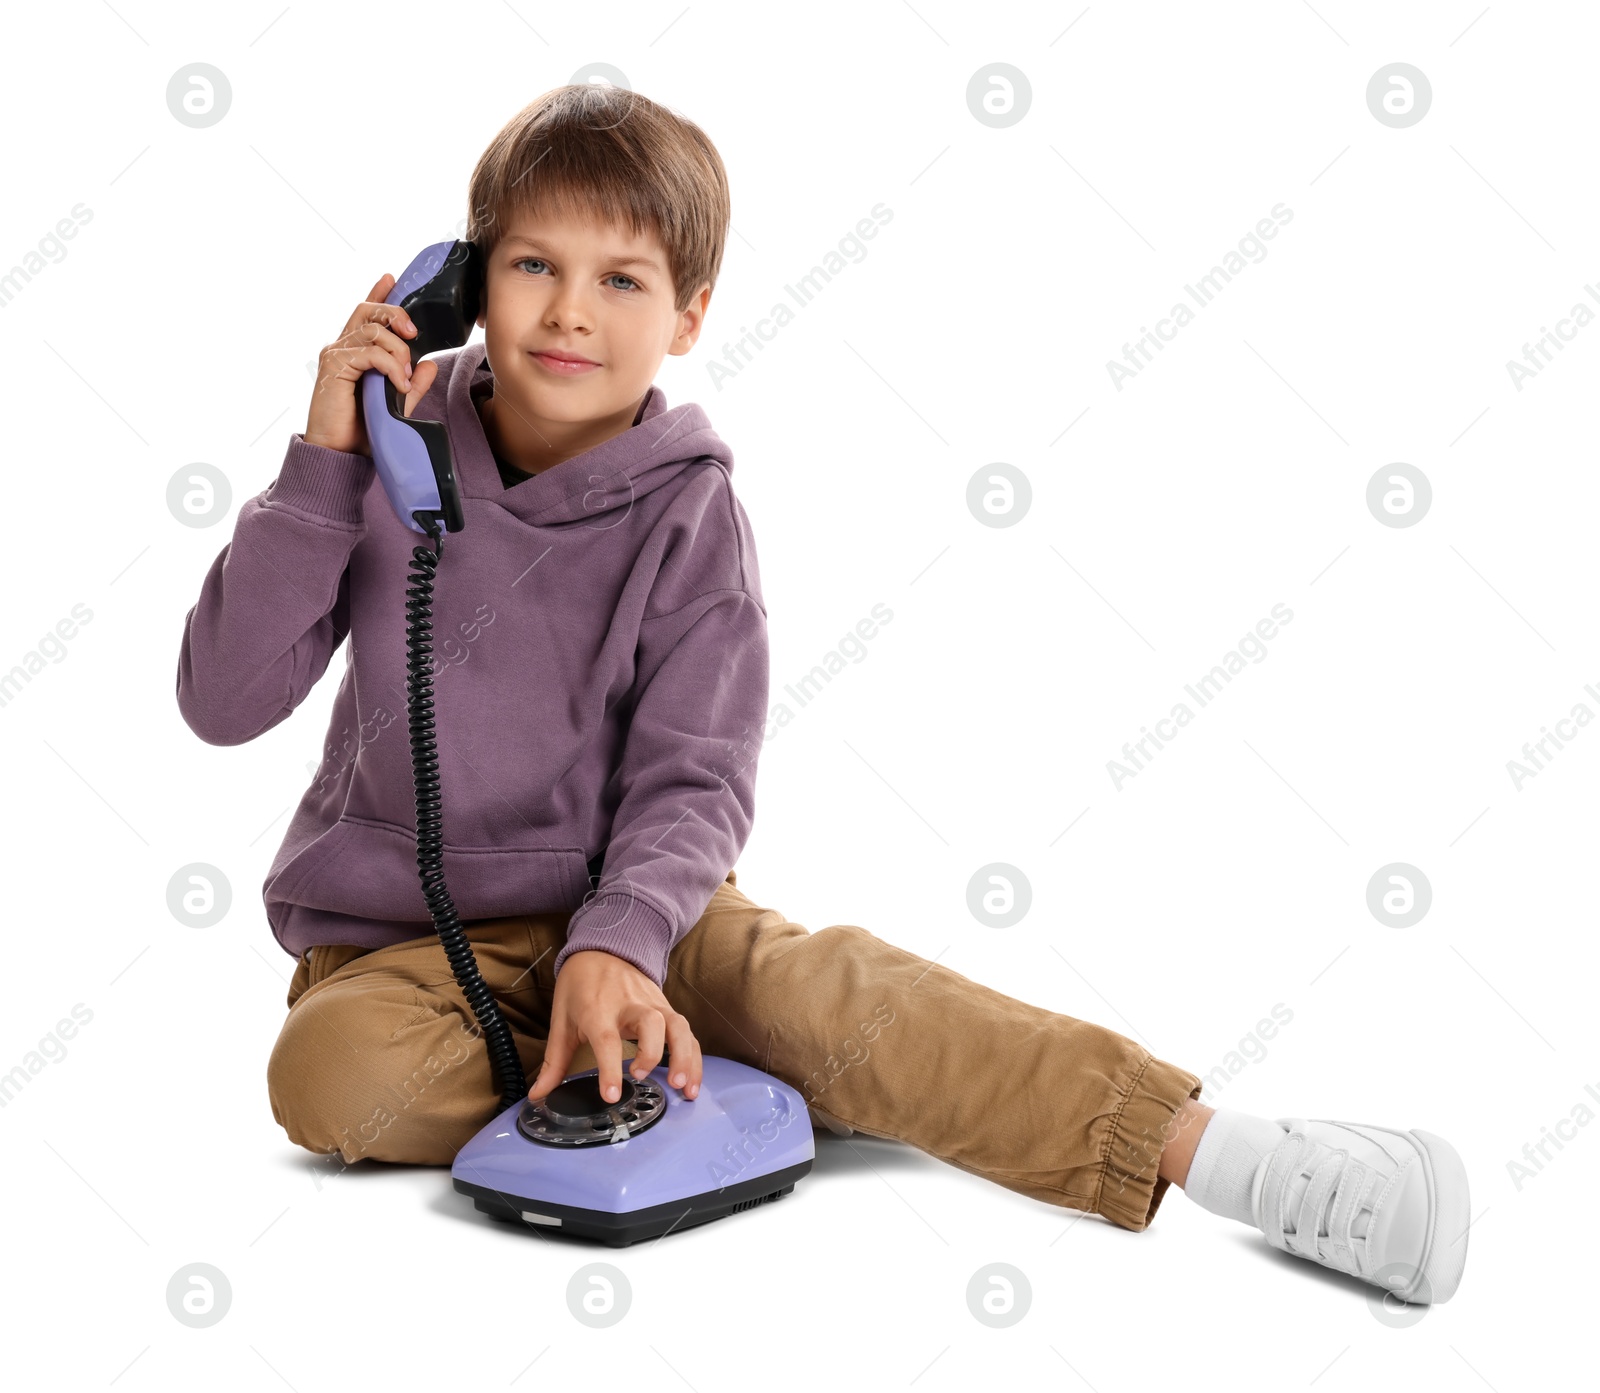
[176,84,1470,1304]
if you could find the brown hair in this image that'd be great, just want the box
[466,85,730,314]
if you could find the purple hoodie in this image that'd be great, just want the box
[176,341,768,987]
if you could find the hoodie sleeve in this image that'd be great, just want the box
[176,433,373,746]
[553,584,769,988]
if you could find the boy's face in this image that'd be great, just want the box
[474,205,709,435]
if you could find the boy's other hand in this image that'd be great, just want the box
[527,949,703,1106]
[303,272,438,456]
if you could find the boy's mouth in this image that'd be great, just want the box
[530,348,601,376]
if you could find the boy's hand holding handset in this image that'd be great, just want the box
[303,273,441,456]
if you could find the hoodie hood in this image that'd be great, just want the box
[433,340,733,528]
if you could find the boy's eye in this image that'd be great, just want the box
[513,258,639,293]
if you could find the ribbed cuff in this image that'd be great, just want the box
[554,892,675,988]
[1095,1054,1206,1232]
[266,433,375,525]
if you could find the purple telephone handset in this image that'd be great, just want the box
[361,238,483,536]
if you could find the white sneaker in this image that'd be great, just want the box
[1251,1118,1471,1304]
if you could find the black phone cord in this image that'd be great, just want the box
[405,525,528,1112]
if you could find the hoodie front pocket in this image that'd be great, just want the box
[267,814,590,930]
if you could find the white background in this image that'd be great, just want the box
[1,1,1593,1386]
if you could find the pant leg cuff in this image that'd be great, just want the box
[1094,1053,1205,1232]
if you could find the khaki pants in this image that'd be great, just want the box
[267,870,1204,1231]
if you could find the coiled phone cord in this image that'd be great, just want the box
[405,524,529,1113]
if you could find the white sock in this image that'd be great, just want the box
[1182,1107,1289,1226]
